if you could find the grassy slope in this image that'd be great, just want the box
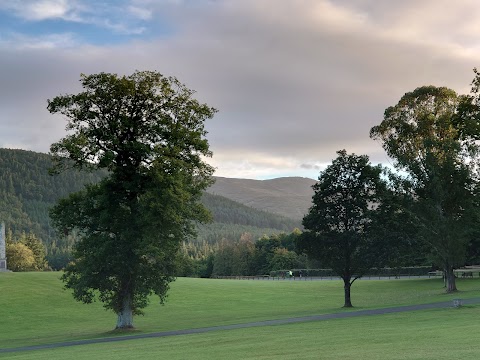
[1,272,480,358]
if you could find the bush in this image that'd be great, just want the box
[6,242,36,271]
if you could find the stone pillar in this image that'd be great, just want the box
[0,222,6,271]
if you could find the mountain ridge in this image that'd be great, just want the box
[207,176,316,220]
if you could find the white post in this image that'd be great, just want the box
[0,222,6,271]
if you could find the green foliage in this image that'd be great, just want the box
[370,81,480,292]
[212,235,257,276]
[48,70,216,328]
[0,148,106,266]
[18,232,48,270]
[209,231,303,276]
[5,242,35,271]
[4,231,49,271]
[0,148,299,272]
[298,150,399,307]
[269,248,299,271]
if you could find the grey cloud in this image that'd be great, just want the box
[1,0,480,178]
[300,164,321,170]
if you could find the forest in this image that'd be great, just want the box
[0,148,301,271]
[4,140,480,278]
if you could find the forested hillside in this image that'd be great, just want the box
[0,148,105,244]
[0,148,301,268]
[202,192,299,231]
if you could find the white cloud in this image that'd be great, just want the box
[0,0,150,37]
[128,5,152,20]
[25,0,69,20]
[0,32,78,49]
[100,19,146,35]
[0,0,80,21]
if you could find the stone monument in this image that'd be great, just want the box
[0,222,7,271]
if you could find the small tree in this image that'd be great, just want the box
[6,243,36,271]
[48,71,216,329]
[19,232,48,270]
[297,150,397,307]
[269,248,298,271]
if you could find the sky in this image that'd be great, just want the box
[1,0,480,180]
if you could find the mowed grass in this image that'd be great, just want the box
[1,272,480,355]
[4,306,480,359]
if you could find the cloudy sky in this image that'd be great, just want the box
[1,0,480,179]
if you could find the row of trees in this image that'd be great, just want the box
[43,68,480,329]
[299,70,480,306]
[208,231,305,277]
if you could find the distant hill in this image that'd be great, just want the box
[0,148,106,244]
[0,148,301,267]
[202,192,300,231]
[207,176,316,220]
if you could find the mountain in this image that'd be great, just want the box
[0,148,302,267]
[202,192,300,230]
[207,176,316,220]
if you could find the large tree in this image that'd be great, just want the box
[297,150,398,307]
[370,85,480,292]
[48,71,216,329]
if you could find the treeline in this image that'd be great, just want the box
[176,230,322,278]
[175,229,440,279]
[0,148,299,269]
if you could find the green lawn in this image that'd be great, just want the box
[3,306,480,359]
[1,272,480,357]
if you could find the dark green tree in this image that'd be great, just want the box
[297,150,397,307]
[269,248,298,271]
[231,233,256,276]
[212,239,235,276]
[252,234,282,275]
[370,85,480,292]
[48,71,216,329]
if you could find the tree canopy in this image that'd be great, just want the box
[370,82,480,292]
[48,71,217,329]
[297,150,399,307]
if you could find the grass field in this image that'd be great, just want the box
[1,272,480,358]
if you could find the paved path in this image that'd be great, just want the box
[2,298,480,354]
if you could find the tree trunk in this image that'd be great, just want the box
[116,295,134,329]
[445,265,457,293]
[343,278,353,307]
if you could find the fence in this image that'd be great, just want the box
[213,266,436,280]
